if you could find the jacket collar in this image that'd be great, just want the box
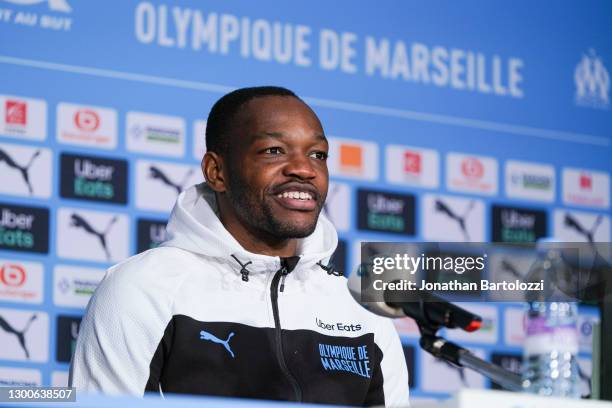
[161,183,339,279]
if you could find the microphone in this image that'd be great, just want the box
[347,266,525,391]
[386,290,482,332]
[347,270,482,332]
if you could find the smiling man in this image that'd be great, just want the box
[70,87,409,407]
[205,89,328,256]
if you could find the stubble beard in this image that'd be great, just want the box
[226,172,322,239]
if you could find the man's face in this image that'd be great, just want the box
[223,96,329,239]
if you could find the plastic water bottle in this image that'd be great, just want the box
[522,242,580,398]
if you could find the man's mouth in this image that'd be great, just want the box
[277,191,313,200]
[273,188,318,211]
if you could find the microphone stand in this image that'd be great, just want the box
[397,300,526,392]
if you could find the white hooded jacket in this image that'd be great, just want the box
[70,183,409,406]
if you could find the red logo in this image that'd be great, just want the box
[579,173,592,190]
[403,151,421,174]
[461,158,484,180]
[0,263,26,287]
[5,100,27,126]
[75,109,100,131]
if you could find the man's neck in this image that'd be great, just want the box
[218,205,297,258]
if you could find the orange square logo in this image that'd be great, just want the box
[339,144,363,172]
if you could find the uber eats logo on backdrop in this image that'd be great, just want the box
[0,203,48,253]
[136,218,167,253]
[60,153,127,204]
[357,188,415,235]
[56,315,81,363]
[492,205,547,243]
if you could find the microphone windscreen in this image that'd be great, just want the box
[346,264,405,318]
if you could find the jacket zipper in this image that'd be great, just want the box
[270,260,303,402]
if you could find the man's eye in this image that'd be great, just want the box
[263,147,283,155]
[310,151,328,161]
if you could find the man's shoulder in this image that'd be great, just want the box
[103,246,204,290]
[88,246,209,315]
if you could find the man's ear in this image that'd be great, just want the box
[202,151,227,193]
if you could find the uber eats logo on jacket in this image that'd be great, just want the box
[357,189,415,235]
[60,153,127,204]
[0,203,49,253]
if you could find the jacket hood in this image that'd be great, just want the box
[161,183,338,276]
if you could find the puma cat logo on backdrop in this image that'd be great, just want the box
[149,166,194,196]
[0,314,37,359]
[69,213,117,261]
[0,148,41,194]
[435,199,475,241]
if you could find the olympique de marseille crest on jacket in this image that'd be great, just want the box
[70,183,409,407]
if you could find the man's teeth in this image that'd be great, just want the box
[277,191,313,200]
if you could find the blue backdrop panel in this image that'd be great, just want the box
[0,0,610,401]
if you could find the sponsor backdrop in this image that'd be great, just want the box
[0,0,610,400]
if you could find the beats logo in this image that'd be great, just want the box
[0,263,26,287]
[461,158,484,180]
[75,110,100,131]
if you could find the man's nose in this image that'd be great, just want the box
[283,153,317,180]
